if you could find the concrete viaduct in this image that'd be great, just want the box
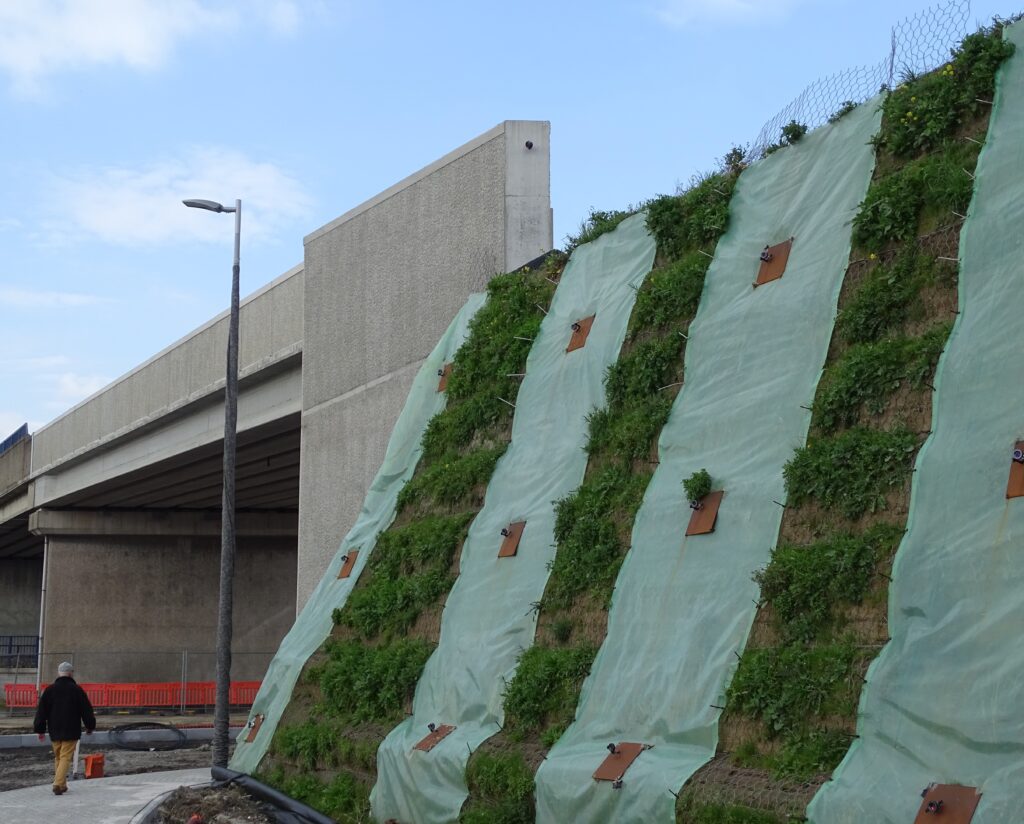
[0,121,552,684]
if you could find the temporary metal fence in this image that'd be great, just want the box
[746,0,972,160]
[2,649,274,714]
[0,635,38,668]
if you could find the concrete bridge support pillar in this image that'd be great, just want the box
[28,509,297,684]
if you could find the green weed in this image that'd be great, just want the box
[828,100,858,123]
[565,208,636,252]
[461,752,535,824]
[544,465,650,609]
[813,323,951,431]
[313,638,433,724]
[727,640,858,738]
[629,252,708,337]
[763,120,808,156]
[754,524,903,642]
[397,447,504,512]
[646,172,737,260]
[341,506,472,653]
[852,142,978,251]
[585,395,672,465]
[677,801,785,824]
[502,645,596,743]
[604,336,683,409]
[783,427,917,519]
[683,468,713,503]
[837,248,942,345]
[878,26,1014,158]
[259,767,372,823]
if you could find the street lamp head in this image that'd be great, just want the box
[183,198,236,213]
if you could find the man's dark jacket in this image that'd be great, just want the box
[33,676,96,740]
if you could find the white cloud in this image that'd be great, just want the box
[654,0,802,26]
[0,288,105,308]
[0,355,72,371]
[49,146,313,246]
[0,1,312,96]
[0,1,233,96]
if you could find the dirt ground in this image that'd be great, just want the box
[0,740,216,792]
[155,784,275,824]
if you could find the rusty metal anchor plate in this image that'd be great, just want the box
[913,784,981,824]
[1006,441,1024,499]
[245,714,265,743]
[498,521,526,558]
[437,362,453,392]
[337,550,359,579]
[413,724,456,752]
[567,315,596,353]
[686,490,724,536]
[593,742,648,782]
[755,238,794,286]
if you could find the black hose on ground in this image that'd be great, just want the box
[211,766,336,824]
[111,722,189,751]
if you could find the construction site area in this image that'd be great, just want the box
[3,2,1024,822]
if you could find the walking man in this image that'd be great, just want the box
[33,661,96,794]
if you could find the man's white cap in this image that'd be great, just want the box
[57,661,74,675]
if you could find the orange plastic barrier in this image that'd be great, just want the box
[4,680,260,709]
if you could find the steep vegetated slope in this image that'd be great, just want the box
[256,267,557,821]
[458,171,739,824]
[677,24,1014,824]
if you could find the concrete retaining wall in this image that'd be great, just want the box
[296,120,551,607]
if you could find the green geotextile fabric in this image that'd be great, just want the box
[370,214,656,824]
[808,26,1024,824]
[228,293,486,775]
[534,100,882,824]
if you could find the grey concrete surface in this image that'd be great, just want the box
[297,119,551,607]
[0,767,211,824]
[297,359,420,607]
[39,534,295,682]
[0,437,30,498]
[31,266,303,477]
[0,558,42,635]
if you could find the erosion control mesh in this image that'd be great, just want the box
[533,98,882,824]
[370,213,656,824]
[808,22,1024,824]
[228,293,486,775]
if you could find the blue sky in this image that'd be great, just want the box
[0,0,1008,434]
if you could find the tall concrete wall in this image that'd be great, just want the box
[297,120,551,607]
[40,535,296,682]
[0,437,30,498]
[31,266,304,477]
[0,559,42,636]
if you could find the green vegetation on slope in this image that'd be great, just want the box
[685,23,1014,822]
[462,167,740,823]
[258,265,556,821]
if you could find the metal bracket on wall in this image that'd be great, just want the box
[244,713,265,743]
[413,723,456,752]
[593,742,652,783]
[337,550,359,579]
[686,491,724,536]
[566,315,596,352]
[498,521,527,558]
[437,362,453,392]
[1006,440,1024,498]
[754,237,794,287]
[913,784,982,823]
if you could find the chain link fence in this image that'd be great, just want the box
[746,0,972,160]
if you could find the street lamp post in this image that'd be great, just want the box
[183,197,241,768]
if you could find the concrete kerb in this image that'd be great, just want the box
[0,725,243,749]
